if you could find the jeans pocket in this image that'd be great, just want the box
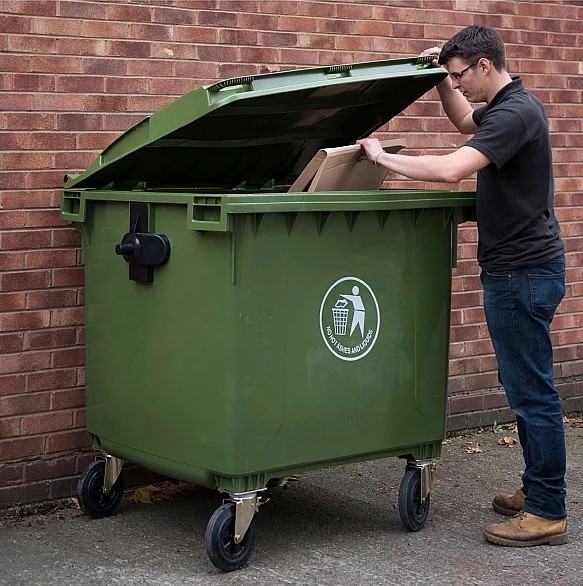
[529,272,566,321]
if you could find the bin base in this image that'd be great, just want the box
[91,435,443,492]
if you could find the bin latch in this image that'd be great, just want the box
[115,202,171,283]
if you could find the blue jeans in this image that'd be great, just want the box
[481,254,566,520]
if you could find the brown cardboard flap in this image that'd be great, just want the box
[288,139,405,192]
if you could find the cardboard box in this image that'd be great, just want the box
[288,139,405,193]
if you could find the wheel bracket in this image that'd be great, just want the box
[103,455,124,495]
[228,491,265,544]
[409,460,436,503]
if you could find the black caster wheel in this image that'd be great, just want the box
[205,502,256,572]
[77,460,124,518]
[398,468,430,532]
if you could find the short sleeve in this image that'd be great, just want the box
[466,108,531,169]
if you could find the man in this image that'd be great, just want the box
[357,25,567,547]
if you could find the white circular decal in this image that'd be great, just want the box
[319,277,380,361]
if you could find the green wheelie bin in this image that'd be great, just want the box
[62,56,475,572]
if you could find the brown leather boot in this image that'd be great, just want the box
[492,488,525,516]
[484,512,568,547]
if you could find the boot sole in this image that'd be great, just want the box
[492,502,522,516]
[484,530,568,547]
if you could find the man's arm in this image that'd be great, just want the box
[436,79,478,135]
[356,139,491,183]
[421,47,478,135]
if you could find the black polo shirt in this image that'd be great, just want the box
[466,77,564,271]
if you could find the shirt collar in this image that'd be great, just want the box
[487,76,523,109]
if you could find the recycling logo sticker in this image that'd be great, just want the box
[319,277,380,361]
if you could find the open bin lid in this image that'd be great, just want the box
[65,57,447,191]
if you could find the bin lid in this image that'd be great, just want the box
[65,57,447,190]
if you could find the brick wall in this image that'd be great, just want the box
[1,0,581,507]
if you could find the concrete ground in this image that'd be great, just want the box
[1,423,582,586]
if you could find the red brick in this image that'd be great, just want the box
[27,369,77,392]
[28,132,77,151]
[0,292,26,311]
[127,59,173,78]
[51,387,85,410]
[26,249,77,270]
[82,57,128,76]
[0,374,26,396]
[0,132,30,150]
[29,54,83,74]
[26,328,77,350]
[130,22,174,41]
[4,0,57,16]
[0,462,24,487]
[0,481,50,507]
[4,112,55,131]
[0,350,52,375]
[172,61,219,81]
[23,454,77,482]
[0,13,30,33]
[151,6,197,25]
[30,15,81,36]
[0,416,21,438]
[105,2,152,21]
[0,436,46,461]
[56,113,103,131]
[2,152,53,170]
[0,392,51,417]
[51,347,84,368]
[58,1,108,19]
[6,34,57,54]
[49,307,84,327]
[0,230,51,250]
[127,95,173,113]
[26,289,77,311]
[0,333,25,353]
[80,19,131,38]
[106,40,151,58]
[0,171,27,190]
[22,411,73,435]
[0,53,32,73]
[6,73,55,92]
[24,211,67,229]
[45,429,90,453]
[73,409,86,428]
[52,267,84,288]
[81,94,128,112]
[104,76,149,95]
[0,251,26,270]
[0,270,51,292]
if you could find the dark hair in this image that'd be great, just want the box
[438,25,506,70]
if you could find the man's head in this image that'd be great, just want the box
[438,26,510,103]
[438,26,506,71]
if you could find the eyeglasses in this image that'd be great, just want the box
[449,61,478,82]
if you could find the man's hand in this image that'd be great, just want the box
[356,138,384,165]
[420,46,441,67]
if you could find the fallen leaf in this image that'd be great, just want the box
[129,481,191,504]
[497,436,518,447]
[563,415,583,427]
[280,473,302,488]
[465,443,482,454]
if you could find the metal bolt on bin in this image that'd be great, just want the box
[62,56,475,572]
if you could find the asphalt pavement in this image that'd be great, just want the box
[1,423,582,586]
